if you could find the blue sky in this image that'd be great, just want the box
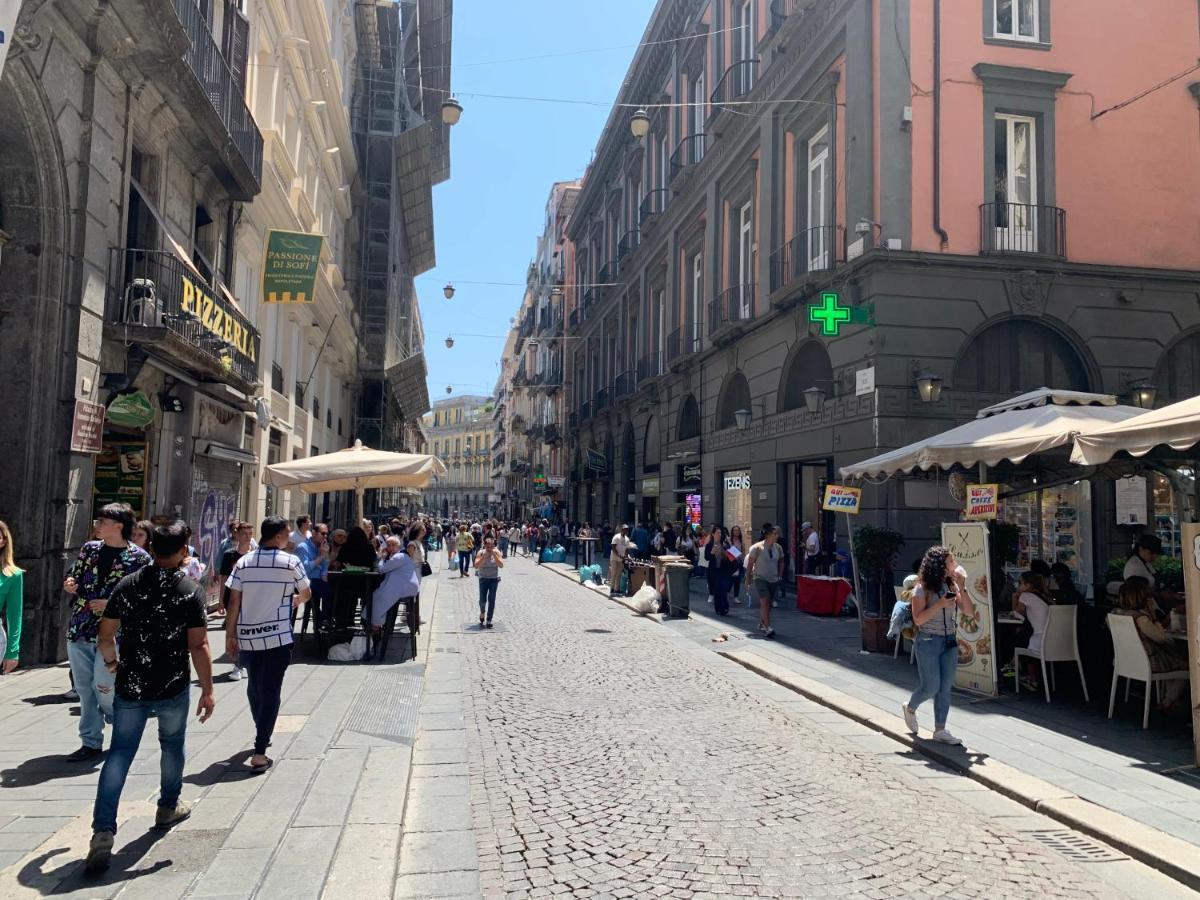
[417,0,650,402]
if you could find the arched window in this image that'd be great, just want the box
[716,372,752,430]
[1154,332,1200,403]
[954,319,1089,394]
[677,394,700,441]
[643,416,661,472]
[779,341,834,412]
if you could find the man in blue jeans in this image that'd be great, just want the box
[86,522,215,873]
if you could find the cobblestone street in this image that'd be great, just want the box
[421,556,1190,899]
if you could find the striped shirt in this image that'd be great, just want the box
[226,548,310,651]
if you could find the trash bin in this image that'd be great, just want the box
[653,554,686,598]
[665,562,693,618]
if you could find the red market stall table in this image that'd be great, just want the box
[797,575,853,616]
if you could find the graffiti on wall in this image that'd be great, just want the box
[198,490,238,602]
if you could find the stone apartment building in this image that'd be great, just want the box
[425,395,495,520]
[564,0,1200,587]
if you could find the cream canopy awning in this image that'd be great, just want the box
[263,439,447,519]
[840,391,1144,480]
[1070,395,1200,466]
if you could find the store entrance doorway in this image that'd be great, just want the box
[785,459,834,578]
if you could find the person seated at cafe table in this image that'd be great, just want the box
[1115,576,1188,714]
[1123,534,1180,621]
[1050,562,1083,606]
[1005,571,1053,692]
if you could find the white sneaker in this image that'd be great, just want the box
[901,704,919,734]
[706,595,713,604]
[229,667,244,681]
[764,627,775,639]
[932,729,963,746]
[757,622,766,633]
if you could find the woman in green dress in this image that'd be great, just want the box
[0,520,23,674]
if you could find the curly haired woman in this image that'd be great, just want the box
[900,545,975,745]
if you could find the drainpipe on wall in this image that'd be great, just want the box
[932,0,949,249]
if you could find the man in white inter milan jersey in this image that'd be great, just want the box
[225,516,311,773]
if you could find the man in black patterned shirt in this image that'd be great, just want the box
[85,522,215,873]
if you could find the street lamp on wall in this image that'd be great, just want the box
[915,371,943,403]
[803,386,825,414]
[1130,380,1158,409]
[734,408,752,431]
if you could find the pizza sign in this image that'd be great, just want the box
[822,484,862,514]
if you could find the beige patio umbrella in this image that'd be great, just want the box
[262,439,447,522]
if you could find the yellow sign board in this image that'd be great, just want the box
[822,484,862,515]
[180,275,257,362]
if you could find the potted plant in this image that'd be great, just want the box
[852,524,906,652]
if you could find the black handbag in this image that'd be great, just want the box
[420,560,433,577]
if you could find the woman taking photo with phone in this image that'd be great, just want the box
[901,545,974,745]
[474,535,504,628]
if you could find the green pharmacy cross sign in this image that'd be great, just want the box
[807,292,873,336]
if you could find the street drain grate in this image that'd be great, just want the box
[1026,830,1125,863]
[340,666,423,744]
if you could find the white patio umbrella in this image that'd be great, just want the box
[263,439,447,522]
[1070,394,1200,466]
[840,391,1143,480]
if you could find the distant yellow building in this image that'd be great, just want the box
[423,395,496,518]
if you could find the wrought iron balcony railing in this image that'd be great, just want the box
[173,0,263,194]
[614,370,636,397]
[594,387,611,410]
[637,352,665,383]
[710,59,759,109]
[670,134,708,181]
[708,283,757,335]
[639,188,670,227]
[617,229,641,260]
[596,259,620,287]
[666,326,701,365]
[768,225,840,293]
[105,248,261,386]
[979,202,1066,258]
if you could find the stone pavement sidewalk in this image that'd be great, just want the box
[542,559,1200,885]
[0,565,444,899]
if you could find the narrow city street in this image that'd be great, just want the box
[407,556,1191,899]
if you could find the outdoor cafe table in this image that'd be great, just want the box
[326,569,383,634]
[573,536,599,567]
[796,575,852,616]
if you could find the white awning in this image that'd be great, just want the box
[841,401,1144,480]
[1070,395,1200,466]
[975,388,1118,418]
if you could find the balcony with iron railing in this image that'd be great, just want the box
[979,202,1066,258]
[617,229,641,261]
[544,423,561,445]
[708,283,757,337]
[670,134,708,187]
[594,387,612,411]
[581,287,597,320]
[614,370,637,398]
[568,308,581,332]
[639,189,671,231]
[579,400,592,421]
[171,0,263,198]
[710,59,759,113]
[770,0,806,32]
[596,259,620,288]
[105,248,261,389]
[637,352,665,384]
[666,326,702,366]
[769,225,841,293]
[568,412,579,430]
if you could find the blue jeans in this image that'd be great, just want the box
[92,687,189,833]
[909,633,959,728]
[478,577,499,622]
[499,537,509,558]
[67,641,115,749]
[458,549,471,575]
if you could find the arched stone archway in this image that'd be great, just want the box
[954,318,1090,394]
[778,341,834,412]
[0,59,74,661]
[677,394,700,441]
[716,372,752,430]
[1154,330,1200,404]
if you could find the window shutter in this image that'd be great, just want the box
[223,3,251,96]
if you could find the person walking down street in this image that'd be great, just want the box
[456,525,475,577]
[705,526,736,616]
[498,524,510,559]
[728,525,747,607]
[131,519,153,553]
[475,536,504,628]
[218,521,256,681]
[631,521,651,560]
[0,520,24,674]
[801,521,821,575]
[901,546,974,745]
[63,503,151,761]
[745,525,783,638]
[225,517,311,773]
[609,524,633,598]
[85,521,215,873]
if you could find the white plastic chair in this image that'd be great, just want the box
[1107,613,1189,729]
[1014,605,1089,703]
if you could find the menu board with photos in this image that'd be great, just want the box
[93,440,149,519]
